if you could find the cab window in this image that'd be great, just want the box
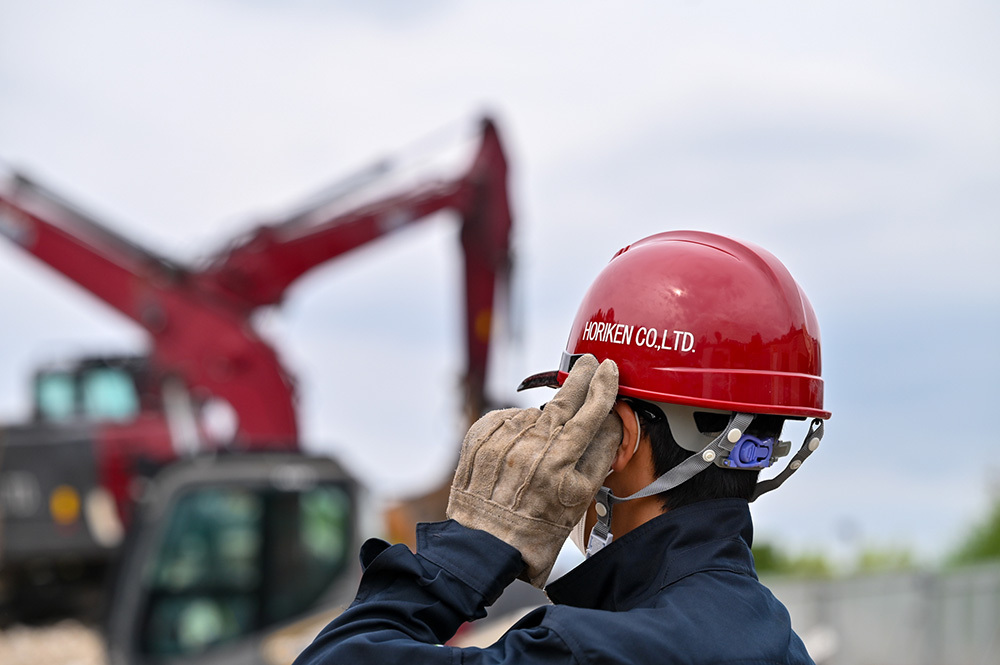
[139,484,352,657]
[35,371,77,422]
[81,367,140,421]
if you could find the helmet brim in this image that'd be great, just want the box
[516,370,560,392]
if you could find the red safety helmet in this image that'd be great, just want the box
[520,231,830,420]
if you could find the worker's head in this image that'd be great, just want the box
[519,231,828,553]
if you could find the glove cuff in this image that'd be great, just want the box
[447,488,571,587]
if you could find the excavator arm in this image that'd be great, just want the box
[0,171,184,326]
[0,117,513,451]
[199,118,510,421]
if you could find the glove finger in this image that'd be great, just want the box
[557,358,619,460]
[537,354,599,429]
[574,409,623,481]
[557,402,623,509]
[465,407,541,496]
[453,408,518,488]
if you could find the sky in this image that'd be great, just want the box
[0,0,997,563]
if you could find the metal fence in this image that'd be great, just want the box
[766,563,1000,665]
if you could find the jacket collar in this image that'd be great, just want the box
[545,498,757,611]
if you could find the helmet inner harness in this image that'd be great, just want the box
[586,402,825,557]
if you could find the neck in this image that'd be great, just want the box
[597,428,667,541]
[610,494,666,537]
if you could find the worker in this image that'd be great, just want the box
[294,230,828,664]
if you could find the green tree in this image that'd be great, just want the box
[950,498,1000,566]
[752,542,833,578]
[853,546,916,574]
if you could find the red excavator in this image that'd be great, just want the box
[0,118,513,630]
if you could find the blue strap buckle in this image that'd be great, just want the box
[721,434,776,469]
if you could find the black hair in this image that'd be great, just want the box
[636,407,785,511]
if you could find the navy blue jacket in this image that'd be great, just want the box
[294,498,813,664]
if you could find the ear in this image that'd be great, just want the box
[610,401,641,472]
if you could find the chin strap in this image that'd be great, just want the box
[587,412,756,556]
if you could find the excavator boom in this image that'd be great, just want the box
[0,118,513,449]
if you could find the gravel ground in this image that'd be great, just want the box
[0,621,105,665]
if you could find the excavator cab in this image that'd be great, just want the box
[0,116,513,630]
[0,356,176,622]
[105,453,361,665]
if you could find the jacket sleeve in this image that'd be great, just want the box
[292,520,578,665]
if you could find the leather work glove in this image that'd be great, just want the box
[446,355,623,587]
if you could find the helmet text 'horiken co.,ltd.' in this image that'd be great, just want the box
[581,322,696,353]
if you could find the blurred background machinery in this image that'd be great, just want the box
[0,117,518,661]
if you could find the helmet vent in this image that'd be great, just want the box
[693,412,728,436]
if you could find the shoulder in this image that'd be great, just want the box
[529,575,811,665]
[540,602,742,664]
